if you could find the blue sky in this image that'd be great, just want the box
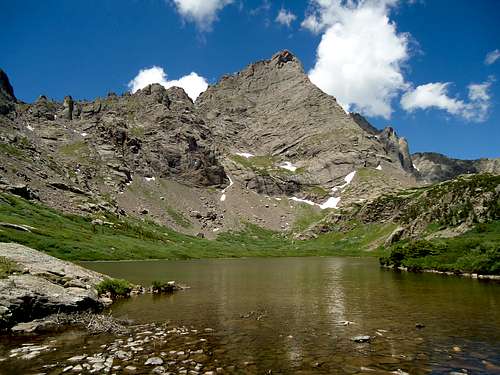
[2,0,499,159]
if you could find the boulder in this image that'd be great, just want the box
[0,243,107,330]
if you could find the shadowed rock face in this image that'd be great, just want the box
[412,152,500,183]
[378,126,414,173]
[0,69,16,115]
[0,76,228,217]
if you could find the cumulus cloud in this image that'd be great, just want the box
[172,0,232,31]
[275,8,297,27]
[306,0,410,119]
[400,82,463,114]
[400,78,494,122]
[128,66,208,101]
[485,49,500,65]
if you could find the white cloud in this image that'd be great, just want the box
[301,15,323,33]
[463,79,494,122]
[166,72,209,101]
[400,78,494,122]
[172,0,232,31]
[128,66,208,101]
[306,0,410,119]
[400,82,463,114]
[275,8,297,27]
[485,49,500,65]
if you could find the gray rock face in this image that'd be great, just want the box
[349,112,379,135]
[196,50,416,199]
[0,243,106,330]
[412,152,500,183]
[378,127,414,173]
[0,74,228,219]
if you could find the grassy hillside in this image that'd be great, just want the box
[0,193,393,261]
[380,221,500,275]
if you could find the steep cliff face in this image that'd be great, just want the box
[412,152,500,183]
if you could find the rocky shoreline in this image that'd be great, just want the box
[381,265,500,281]
[2,321,233,374]
[0,242,187,332]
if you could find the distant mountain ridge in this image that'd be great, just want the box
[412,152,500,183]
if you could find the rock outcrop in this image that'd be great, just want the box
[0,243,107,330]
[378,126,414,173]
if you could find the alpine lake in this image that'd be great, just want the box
[1,257,499,374]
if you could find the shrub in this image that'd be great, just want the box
[0,256,20,278]
[151,280,176,293]
[95,278,132,298]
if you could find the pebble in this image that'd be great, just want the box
[145,356,164,366]
[67,354,88,362]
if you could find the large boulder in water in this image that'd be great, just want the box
[0,242,107,330]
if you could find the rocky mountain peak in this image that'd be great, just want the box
[349,112,380,135]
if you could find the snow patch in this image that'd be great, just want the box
[81,132,88,137]
[320,197,342,209]
[26,125,34,131]
[289,171,357,210]
[220,175,234,201]
[279,161,298,172]
[332,171,357,192]
[145,177,156,182]
[275,197,282,201]
[290,197,316,206]
[413,163,420,172]
[235,152,254,159]
[344,171,356,185]
[376,164,382,170]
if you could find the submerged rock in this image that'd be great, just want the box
[351,335,371,343]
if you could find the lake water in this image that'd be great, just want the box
[1,257,500,374]
[84,257,500,374]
